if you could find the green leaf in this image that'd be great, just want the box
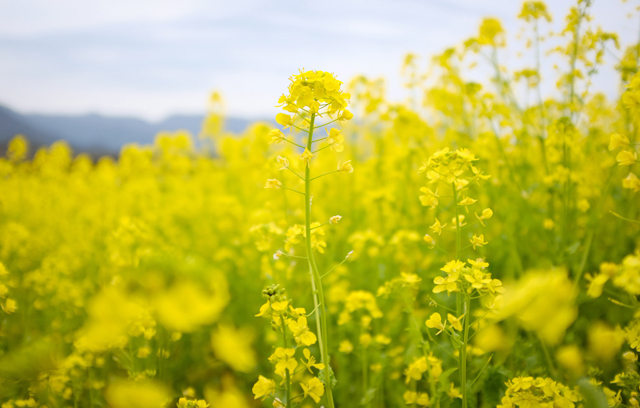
[577,377,608,408]
[318,365,337,388]
[438,367,460,394]
[450,331,463,349]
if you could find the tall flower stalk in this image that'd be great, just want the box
[420,148,503,408]
[264,70,355,408]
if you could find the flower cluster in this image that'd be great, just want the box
[419,148,492,254]
[432,259,505,296]
[176,398,209,408]
[0,262,17,314]
[609,125,639,193]
[418,148,490,190]
[498,377,581,408]
[253,285,325,405]
[587,250,640,298]
[277,70,352,116]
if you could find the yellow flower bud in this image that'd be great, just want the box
[264,179,282,189]
[338,160,354,174]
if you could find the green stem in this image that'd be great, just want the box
[452,182,467,408]
[311,221,330,230]
[402,294,439,408]
[281,315,292,408]
[282,186,305,196]
[461,295,471,408]
[287,167,305,181]
[310,170,339,181]
[452,184,461,259]
[610,211,640,225]
[312,144,332,154]
[362,345,369,406]
[304,113,336,408]
[284,138,306,149]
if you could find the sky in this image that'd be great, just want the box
[0,0,638,121]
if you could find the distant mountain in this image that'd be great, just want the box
[0,104,268,156]
[0,105,55,148]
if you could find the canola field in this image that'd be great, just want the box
[1,2,640,408]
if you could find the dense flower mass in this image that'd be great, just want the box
[1,2,640,408]
[277,70,351,116]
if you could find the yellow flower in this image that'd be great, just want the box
[441,260,466,274]
[496,270,577,345]
[255,302,272,318]
[617,150,637,166]
[623,173,640,193]
[339,340,354,354]
[211,324,256,373]
[288,316,317,346]
[289,305,306,319]
[424,234,436,248]
[330,215,342,224]
[268,347,298,375]
[338,160,354,174]
[609,132,630,150]
[7,135,28,161]
[451,215,466,229]
[511,376,534,391]
[276,156,289,170]
[416,393,430,406]
[403,391,418,404]
[555,345,585,376]
[252,376,275,400]
[300,149,314,167]
[326,128,344,152]
[360,333,372,348]
[300,377,325,403]
[447,313,464,331]
[468,258,489,269]
[302,348,325,373]
[268,129,285,144]
[270,301,289,315]
[543,218,555,230]
[277,70,350,115]
[425,313,445,334]
[470,234,487,250]
[265,179,282,189]
[105,380,170,408]
[404,391,430,406]
[430,218,447,235]
[623,351,638,362]
[2,298,17,314]
[419,187,439,207]
[518,1,551,22]
[447,383,462,399]
[475,208,493,226]
[433,274,459,294]
[464,269,492,290]
[588,321,624,362]
[338,109,353,122]
[177,398,209,408]
[478,17,505,47]
[275,113,292,128]
[458,196,477,212]
[404,356,428,383]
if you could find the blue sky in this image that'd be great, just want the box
[0,0,638,121]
